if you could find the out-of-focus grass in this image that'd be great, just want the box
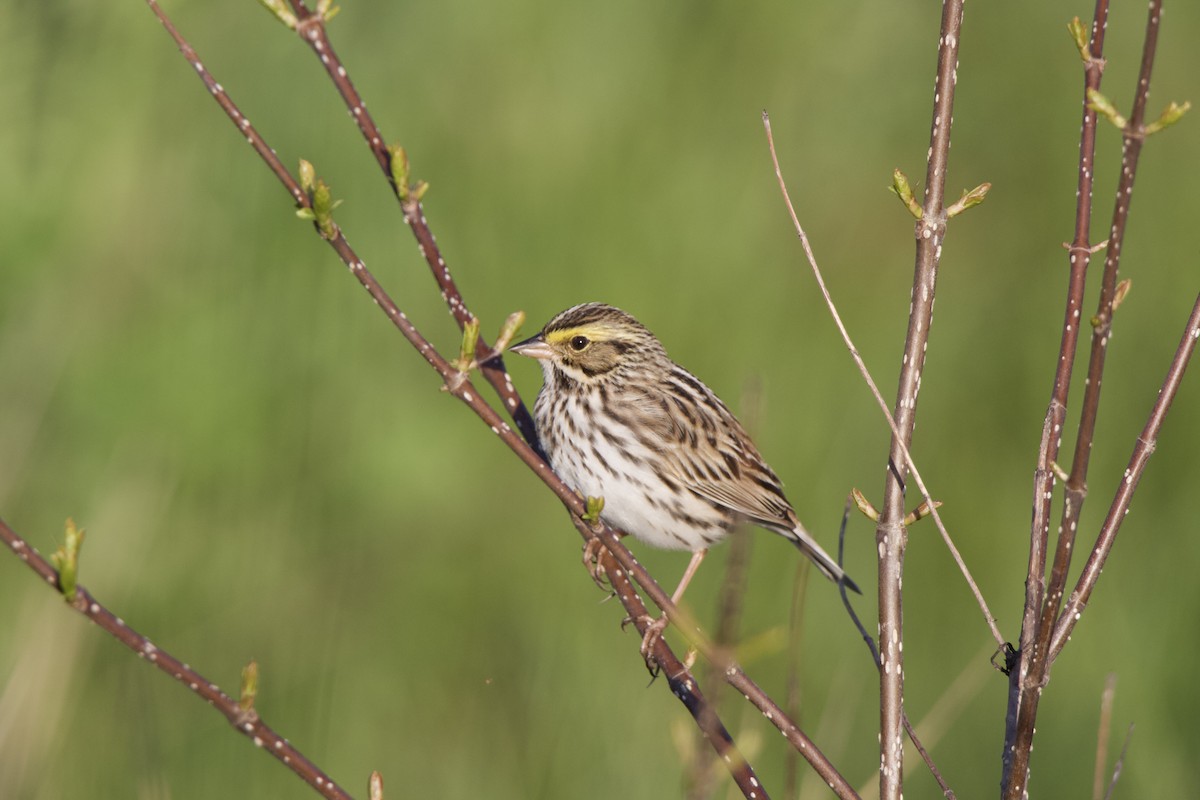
[2,2,1198,797]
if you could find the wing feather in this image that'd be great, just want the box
[636,369,797,532]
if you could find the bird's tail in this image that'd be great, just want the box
[790,525,861,594]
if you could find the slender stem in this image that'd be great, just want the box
[0,518,352,800]
[874,3,966,797]
[1051,291,1200,658]
[587,535,770,800]
[765,108,969,797]
[1003,0,1111,790]
[1004,3,1175,796]
[762,115,1001,649]
[284,1,539,449]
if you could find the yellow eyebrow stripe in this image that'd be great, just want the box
[544,323,621,344]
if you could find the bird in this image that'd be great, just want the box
[509,302,860,624]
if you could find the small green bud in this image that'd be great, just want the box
[903,499,942,526]
[1087,89,1127,130]
[50,519,86,599]
[388,145,411,197]
[1144,100,1191,136]
[890,169,922,219]
[256,0,298,29]
[493,311,526,354]
[1111,278,1132,312]
[316,0,341,23]
[297,163,342,237]
[947,182,992,218]
[240,660,259,714]
[298,159,317,193]
[850,488,878,522]
[583,496,605,524]
[1067,17,1090,61]
[454,317,481,373]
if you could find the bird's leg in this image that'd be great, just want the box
[640,548,707,657]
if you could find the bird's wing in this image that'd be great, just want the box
[631,377,860,591]
[633,377,797,532]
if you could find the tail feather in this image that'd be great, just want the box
[791,526,861,594]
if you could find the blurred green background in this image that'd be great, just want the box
[2,1,1198,797]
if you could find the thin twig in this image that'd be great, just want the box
[764,5,972,794]
[1050,290,1200,658]
[0,518,352,800]
[282,0,539,449]
[838,511,957,800]
[587,541,767,800]
[1002,1,1111,792]
[760,120,1000,651]
[1006,3,1170,795]
[872,3,968,794]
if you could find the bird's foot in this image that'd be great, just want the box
[637,614,670,659]
[581,537,609,590]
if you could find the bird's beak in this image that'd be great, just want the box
[509,333,553,360]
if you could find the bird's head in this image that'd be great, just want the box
[510,303,665,384]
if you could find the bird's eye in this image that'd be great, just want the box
[569,335,590,351]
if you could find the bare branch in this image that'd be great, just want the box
[761,116,1000,652]
[0,518,353,800]
[1051,290,1200,657]
[1006,2,1183,794]
[765,2,972,794]
[281,1,539,448]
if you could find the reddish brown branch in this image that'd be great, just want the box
[1004,2,1176,797]
[1052,0,1162,614]
[1004,4,1111,795]
[281,0,539,450]
[1051,290,1200,657]
[0,518,352,800]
